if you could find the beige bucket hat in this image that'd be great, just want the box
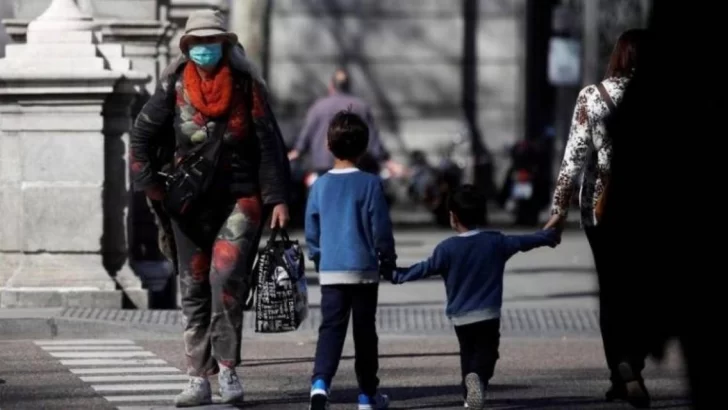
[179,9,238,53]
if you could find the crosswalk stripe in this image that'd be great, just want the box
[50,351,156,358]
[104,395,222,403]
[104,395,177,402]
[60,358,168,366]
[70,367,181,375]
[35,340,135,346]
[42,345,144,351]
[81,374,188,382]
[92,382,188,392]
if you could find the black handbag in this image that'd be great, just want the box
[161,119,228,219]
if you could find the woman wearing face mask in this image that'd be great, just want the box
[130,10,290,407]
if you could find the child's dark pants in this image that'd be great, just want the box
[454,318,501,395]
[312,284,380,396]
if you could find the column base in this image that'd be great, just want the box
[0,253,122,308]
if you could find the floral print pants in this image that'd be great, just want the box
[171,196,262,377]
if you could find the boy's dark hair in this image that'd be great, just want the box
[327,110,369,161]
[448,184,487,227]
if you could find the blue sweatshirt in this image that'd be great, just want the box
[393,229,558,325]
[305,168,396,285]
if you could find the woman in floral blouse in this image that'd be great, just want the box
[545,29,651,409]
[129,10,289,407]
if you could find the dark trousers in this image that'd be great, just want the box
[454,319,501,396]
[173,196,263,377]
[312,284,380,396]
[585,225,647,383]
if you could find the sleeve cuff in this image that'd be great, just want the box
[550,205,568,218]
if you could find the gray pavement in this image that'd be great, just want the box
[0,336,690,409]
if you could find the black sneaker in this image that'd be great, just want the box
[617,362,651,409]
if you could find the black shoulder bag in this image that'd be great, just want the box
[594,82,616,223]
[161,114,229,219]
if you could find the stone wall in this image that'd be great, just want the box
[267,0,527,167]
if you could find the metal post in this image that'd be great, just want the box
[582,0,599,86]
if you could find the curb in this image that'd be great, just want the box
[0,307,600,340]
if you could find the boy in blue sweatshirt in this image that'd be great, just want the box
[392,185,558,409]
[305,110,396,410]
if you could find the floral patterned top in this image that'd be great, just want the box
[550,76,630,227]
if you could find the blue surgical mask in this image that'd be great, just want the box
[188,43,223,68]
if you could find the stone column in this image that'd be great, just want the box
[0,0,148,308]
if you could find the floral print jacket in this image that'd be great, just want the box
[129,62,289,206]
[550,76,630,227]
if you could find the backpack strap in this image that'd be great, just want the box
[596,82,616,113]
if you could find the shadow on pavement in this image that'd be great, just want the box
[504,290,598,302]
[326,383,527,405]
[506,266,593,275]
[241,351,462,368]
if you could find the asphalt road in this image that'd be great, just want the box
[0,335,690,410]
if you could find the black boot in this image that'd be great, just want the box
[617,362,651,408]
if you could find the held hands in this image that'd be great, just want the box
[543,214,565,247]
[270,203,290,229]
[378,254,397,283]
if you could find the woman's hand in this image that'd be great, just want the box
[543,213,565,233]
[270,203,290,229]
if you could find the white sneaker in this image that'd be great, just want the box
[464,373,486,409]
[218,366,244,404]
[174,377,212,407]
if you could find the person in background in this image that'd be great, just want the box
[129,10,290,407]
[305,110,396,410]
[391,184,558,409]
[288,68,404,177]
[544,29,650,408]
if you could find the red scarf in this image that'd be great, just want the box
[183,62,234,118]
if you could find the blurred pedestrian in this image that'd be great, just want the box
[288,68,404,177]
[129,10,290,407]
[305,110,396,410]
[544,29,651,408]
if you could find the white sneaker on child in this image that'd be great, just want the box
[464,373,486,409]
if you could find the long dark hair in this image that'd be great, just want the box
[604,29,647,79]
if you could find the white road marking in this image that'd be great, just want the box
[42,345,144,351]
[60,358,168,366]
[50,351,156,358]
[81,375,188,383]
[92,383,188,392]
[34,340,135,346]
[69,367,181,375]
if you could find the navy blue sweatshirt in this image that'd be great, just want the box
[305,168,396,285]
[393,229,558,325]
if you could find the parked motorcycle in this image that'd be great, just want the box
[406,139,465,226]
[498,130,554,226]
